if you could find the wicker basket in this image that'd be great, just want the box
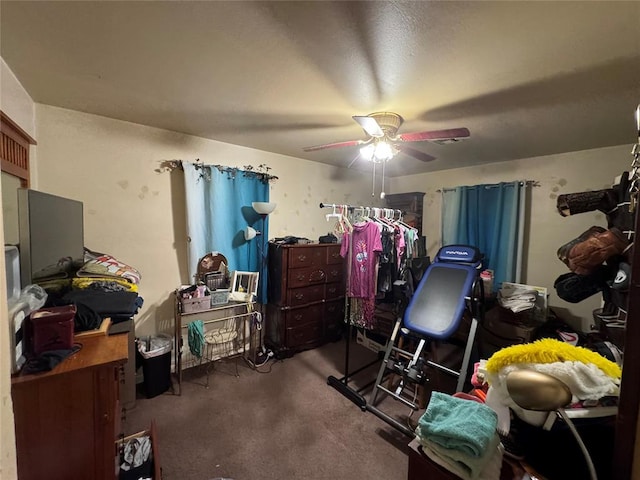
[204,272,226,291]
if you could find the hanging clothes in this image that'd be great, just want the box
[341,220,382,329]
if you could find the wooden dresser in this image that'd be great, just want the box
[11,334,128,480]
[266,243,345,357]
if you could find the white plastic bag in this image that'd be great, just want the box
[137,334,173,359]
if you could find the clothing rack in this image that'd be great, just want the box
[319,202,403,218]
[321,202,392,410]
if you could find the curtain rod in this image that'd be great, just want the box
[319,202,402,214]
[436,180,539,193]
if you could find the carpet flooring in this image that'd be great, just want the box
[123,338,420,480]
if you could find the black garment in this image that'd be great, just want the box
[62,290,141,317]
[73,302,103,332]
[553,265,612,303]
[22,345,82,374]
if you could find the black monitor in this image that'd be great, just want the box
[18,189,84,287]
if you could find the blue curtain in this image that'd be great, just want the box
[183,163,270,304]
[441,181,527,292]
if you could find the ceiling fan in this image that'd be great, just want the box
[302,112,470,165]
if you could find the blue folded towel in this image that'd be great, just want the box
[415,391,498,458]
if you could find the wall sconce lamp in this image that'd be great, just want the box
[251,201,276,248]
[244,226,260,241]
[252,202,277,218]
[244,202,276,301]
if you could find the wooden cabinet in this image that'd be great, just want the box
[385,191,425,236]
[266,243,345,357]
[11,334,128,480]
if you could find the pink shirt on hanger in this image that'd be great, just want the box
[341,221,382,298]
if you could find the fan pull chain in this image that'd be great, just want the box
[372,161,376,197]
[380,159,386,199]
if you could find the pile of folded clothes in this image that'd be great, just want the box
[56,251,144,331]
[497,283,538,314]
[414,391,503,480]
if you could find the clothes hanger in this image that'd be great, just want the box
[375,208,395,231]
[352,206,367,225]
[341,205,353,232]
[396,210,417,231]
[326,205,341,222]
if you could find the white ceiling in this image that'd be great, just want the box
[1,1,639,177]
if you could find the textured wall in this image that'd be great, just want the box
[390,144,632,332]
[33,104,377,337]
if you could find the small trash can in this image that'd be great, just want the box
[137,334,173,399]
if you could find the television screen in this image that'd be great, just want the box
[18,189,84,287]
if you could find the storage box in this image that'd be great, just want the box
[181,296,210,313]
[117,420,161,480]
[356,329,388,353]
[478,306,540,358]
[210,289,230,306]
[29,305,76,356]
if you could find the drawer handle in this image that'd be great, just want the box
[295,293,304,300]
[330,270,339,277]
[296,273,306,281]
[327,305,337,313]
[297,254,307,262]
[294,314,303,321]
[327,286,337,294]
[310,270,326,282]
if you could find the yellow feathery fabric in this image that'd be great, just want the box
[485,338,621,379]
[72,277,138,292]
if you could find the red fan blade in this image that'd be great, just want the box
[352,116,384,137]
[397,127,470,143]
[303,139,364,152]
[396,144,437,163]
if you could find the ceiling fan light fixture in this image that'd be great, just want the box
[304,112,469,165]
[360,140,396,162]
[375,141,395,161]
[360,143,376,161]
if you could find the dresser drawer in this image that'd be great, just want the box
[286,303,323,326]
[287,284,325,307]
[288,266,328,288]
[325,282,344,300]
[287,247,324,268]
[324,299,345,342]
[325,245,343,264]
[285,304,324,349]
[286,319,323,349]
[325,264,344,284]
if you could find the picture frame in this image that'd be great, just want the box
[228,271,259,302]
